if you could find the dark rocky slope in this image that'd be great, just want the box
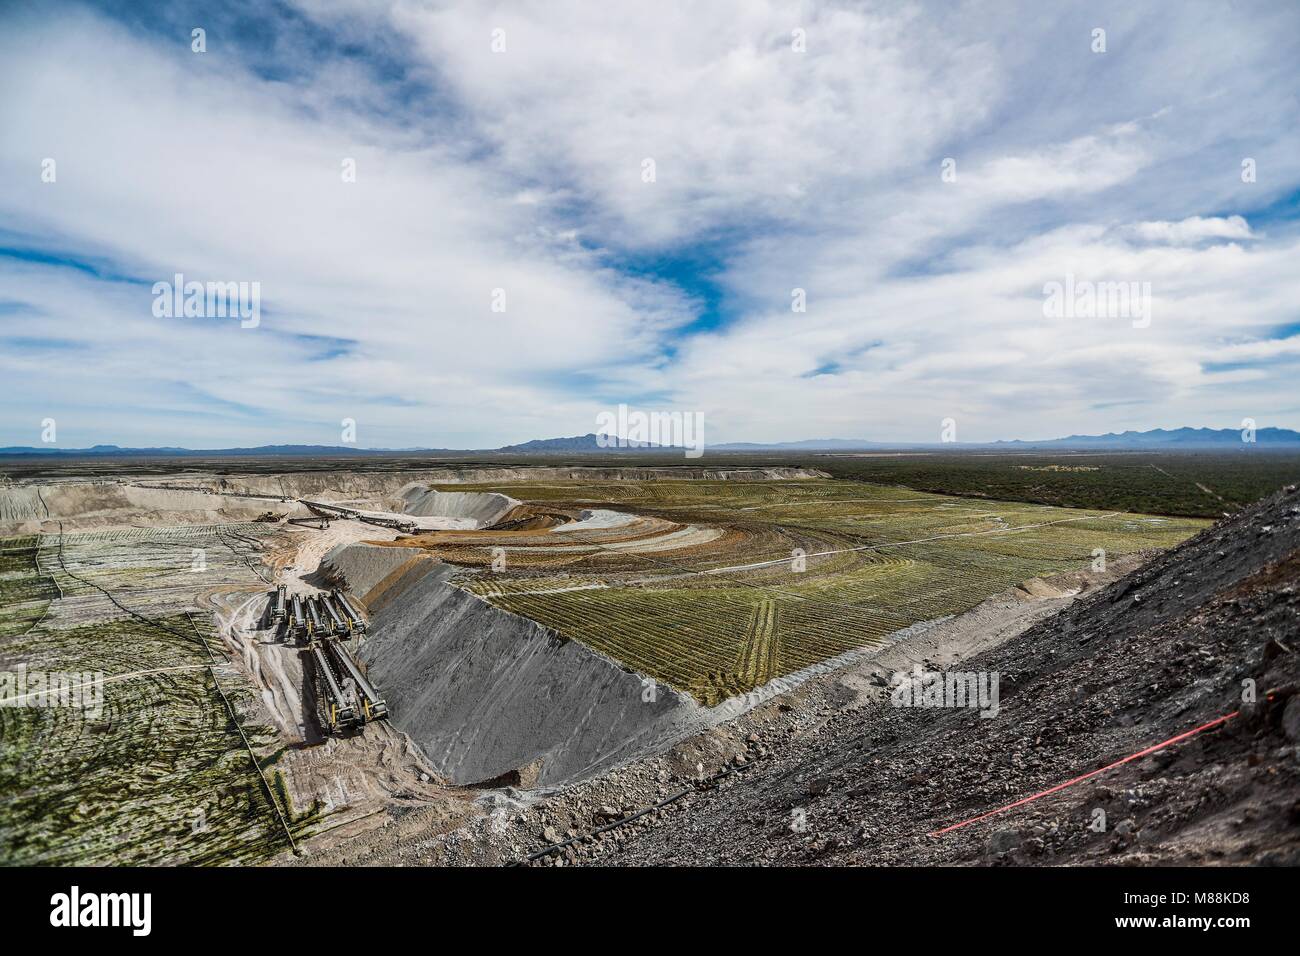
[585,485,1300,866]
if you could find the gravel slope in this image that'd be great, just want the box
[356,558,704,788]
[579,485,1300,866]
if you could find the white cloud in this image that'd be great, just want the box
[1129,215,1254,245]
[379,0,1000,246]
[2,0,1300,447]
[0,6,694,446]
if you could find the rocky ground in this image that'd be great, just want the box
[338,485,1299,867]
[596,485,1300,866]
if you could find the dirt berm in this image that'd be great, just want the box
[341,551,703,788]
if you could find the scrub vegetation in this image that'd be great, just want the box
[388,479,1208,705]
[811,451,1300,518]
[0,526,313,866]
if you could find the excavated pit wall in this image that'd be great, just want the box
[100,466,827,498]
[0,481,305,531]
[1,468,825,531]
[339,548,701,788]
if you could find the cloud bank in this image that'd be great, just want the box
[2,0,1298,447]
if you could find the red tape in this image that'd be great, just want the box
[928,709,1241,837]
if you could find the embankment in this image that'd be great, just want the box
[332,546,701,789]
[318,541,428,597]
[0,481,301,531]
[1,467,824,531]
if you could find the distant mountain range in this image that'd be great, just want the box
[499,428,1300,451]
[719,427,1300,450]
[993,427,1300,448]
[0,443,449,457]
[496,434,665,453]
[2,426,1298,458]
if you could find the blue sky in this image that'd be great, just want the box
[2,0,1299,448]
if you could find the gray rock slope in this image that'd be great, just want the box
[320,542,423,596]
[350,554,700,788]
[398,488,518,527]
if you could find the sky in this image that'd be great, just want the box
[1,0,1298,448]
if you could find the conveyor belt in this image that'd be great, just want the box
[331,589,367,633]
[305,596,325,637]
[299,499,417,533]
[289,586,386,732]
[321,594,349,635]
[311,642,360,730]
[326,639,388,722]
[290,593,305,640]
[271,584,287,625]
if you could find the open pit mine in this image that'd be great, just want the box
[0,466,1210,864]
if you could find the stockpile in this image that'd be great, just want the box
[352,552,702,788]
